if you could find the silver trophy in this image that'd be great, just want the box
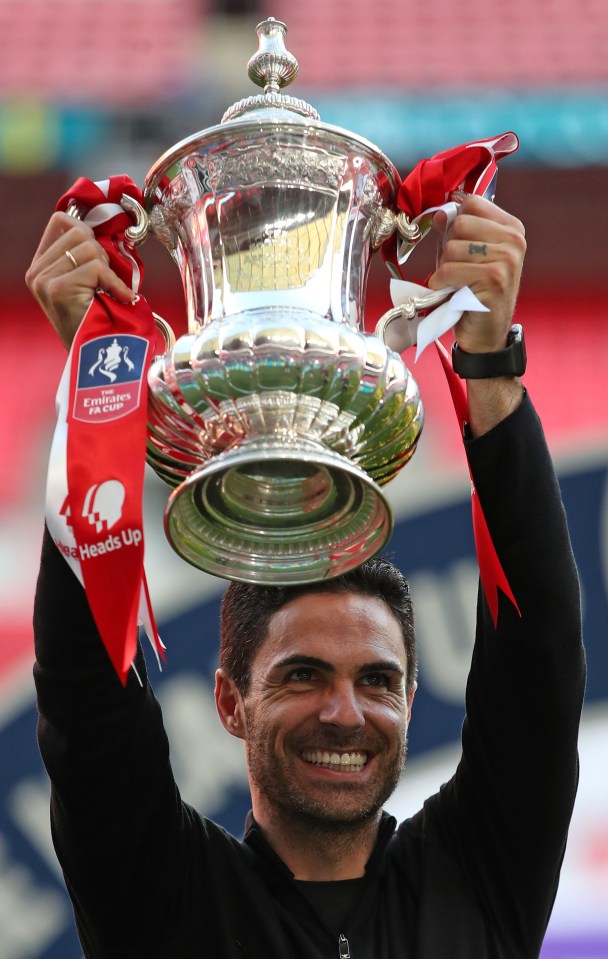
[128,19,449,584]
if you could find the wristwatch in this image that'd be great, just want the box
[451,323,526,379]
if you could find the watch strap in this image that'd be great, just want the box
[451,323,526,379]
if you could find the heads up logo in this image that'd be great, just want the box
[82,480,125,533]
[72,334,149,424]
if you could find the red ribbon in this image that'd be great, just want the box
[435,341,520,626]
[384,132,519,277]
[397,132,519,218]
[386,133,521,625]
[56,176,165,683]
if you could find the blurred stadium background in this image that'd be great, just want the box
[1,1,607,956]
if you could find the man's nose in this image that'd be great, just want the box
[317,680,365,729]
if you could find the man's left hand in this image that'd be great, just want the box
[428,194,527,354]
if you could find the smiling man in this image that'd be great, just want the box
[216,589,416,881]
[28,195,585,958]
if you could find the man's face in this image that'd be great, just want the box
[240,591,415,829]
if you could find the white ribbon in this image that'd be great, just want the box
[389,280,490,359]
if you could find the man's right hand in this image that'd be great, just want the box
[25,212,136,350]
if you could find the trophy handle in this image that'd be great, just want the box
[375,287,456,353]
[153,312,176,350]
[369,209,425,250]
[66,192,150,247]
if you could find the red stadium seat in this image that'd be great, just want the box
[0,0,207,104]
[272,0,608,88]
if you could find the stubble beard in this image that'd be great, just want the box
[244,709,408,836]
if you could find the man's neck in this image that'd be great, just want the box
[253,804,382,880]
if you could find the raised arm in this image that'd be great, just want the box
[423,195,585,953]
[29,213,193,957]
[441,393,585,955]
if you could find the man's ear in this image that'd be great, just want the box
[215,668,247,740]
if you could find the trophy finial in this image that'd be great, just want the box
[247,18,299,95]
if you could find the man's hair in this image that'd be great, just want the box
[219,556,416,696]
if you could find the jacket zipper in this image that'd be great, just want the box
[338,933,351,957]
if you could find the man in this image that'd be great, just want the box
[27,196,585,958]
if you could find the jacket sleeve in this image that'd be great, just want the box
[436,391,586,954]
[33,526,194,957]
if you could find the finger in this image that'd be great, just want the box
[28,243,135,317]
[30,211,94,262]
[428,261,490,293]
[431,209,449,233]
[60,238,110,273]
[95,264,137,304]
[57,255,135,305]
[27,233,99,303]
[447,214,527,251]
[454,195,525,235]
[26,227,100,296]
[28,225,135,305]
[428,260,520,301]
[62,241,135,303]
[440,237,518,265]
[432,197,525,237]
[437,226,526,287]
[32,228,104,280]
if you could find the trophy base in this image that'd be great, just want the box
[163,438,393,584]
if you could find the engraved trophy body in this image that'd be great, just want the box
[142,19,425,584]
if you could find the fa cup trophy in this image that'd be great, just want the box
[136,18,436,584]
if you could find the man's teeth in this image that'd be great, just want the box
[302,750,367,770]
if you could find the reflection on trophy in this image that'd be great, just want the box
[141,17,433,585]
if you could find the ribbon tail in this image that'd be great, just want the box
[472,489,520,626]
[434,340,520,626]
[435,338,469,424]
[139,573,166,668]
[81,572,140,686]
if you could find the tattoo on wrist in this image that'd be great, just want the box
[469,243,488,256]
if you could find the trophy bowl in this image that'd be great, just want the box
[142,17,425,584]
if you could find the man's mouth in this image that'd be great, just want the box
[301,749,368,771]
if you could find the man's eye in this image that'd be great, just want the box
[361,673,389,688]
[287,668,316,682]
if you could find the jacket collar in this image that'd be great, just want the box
[242,809,397,884]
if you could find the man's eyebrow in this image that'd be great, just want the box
[271,654,335,673]
[269,656,404,677]
[358,660,405,677]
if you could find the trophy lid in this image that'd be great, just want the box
[221,18,320,124]
[143,15,400,210]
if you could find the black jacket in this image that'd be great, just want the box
[34,394,585,958]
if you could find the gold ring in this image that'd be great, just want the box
[65,249,79,269]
